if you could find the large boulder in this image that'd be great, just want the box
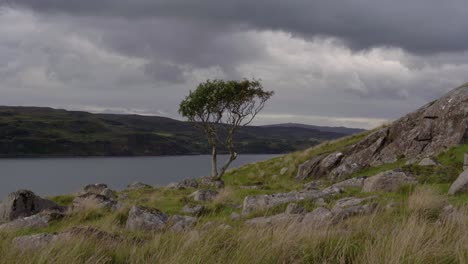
[0,190,59,223]
[296,84,468,180]
[126,206,168,231]
[362,170,417,192]
[242,189,340,215]
[448,170,468,195]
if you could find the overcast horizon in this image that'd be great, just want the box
[1,1,467,129]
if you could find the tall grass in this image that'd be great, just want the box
[1,189,466,264]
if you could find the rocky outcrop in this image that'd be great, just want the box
[79,184,116,199]
[362,170,417,192]
[464,154,468,171]
[0,190,59,223]
[296,84,468,181]
[296,152,344,180]
[190,190,219,202]
[301,207,333,227]
[331,197,378,223]
[242,188,341,215]
[126,206,168,231]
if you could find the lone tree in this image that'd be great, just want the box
[179,79,274,180]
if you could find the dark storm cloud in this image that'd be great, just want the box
[8,0,468,54]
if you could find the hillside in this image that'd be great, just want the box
[263,123,366,135]
[0,106,352,157]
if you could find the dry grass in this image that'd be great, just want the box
[0,191,467,264]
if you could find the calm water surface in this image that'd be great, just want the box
[0,155,277,198]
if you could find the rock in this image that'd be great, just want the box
[126,206,168,231]
[331,197,378,223]
[362,170,417,192]
[190,190,219,202]
[13,233,57,250]
[245,214,303,227]
[332,203,378,223]
[168,215,197,232]
[0,209,64,231]
[315,198,327,207]
[280,167,289,175]
[79,184,117,199]
[200,177,225,188]
[0,190,59,223]
[448,170,468,195]
[329,177,367,190]
[168,178,199,189]
[303,181,320,191]
[72,193,121,211]
[127,182,152,190]
[230,212,241,220]
[285,203,306,214]
[418,157,439,166]
[242,189,338,215]
[296,152,345,181]
[100,188,117,199]
[182,205,205,216]
[299,84,468,180]
[13,227,122,250]
[301,207,333,227]
[332,196,377,210]
[57,226,122,242]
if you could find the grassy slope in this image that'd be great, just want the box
[0,133,467,263]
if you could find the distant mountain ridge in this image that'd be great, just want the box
[263,123,366,135]
[0,106,356,157]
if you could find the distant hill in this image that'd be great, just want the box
[263,123,366,135]
[0,106,352,157]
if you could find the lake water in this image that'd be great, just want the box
[0,154,277,199]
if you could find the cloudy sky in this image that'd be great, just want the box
[1,1,467,129]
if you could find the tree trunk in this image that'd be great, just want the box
[211,145,219,180]
[218,152,238,179]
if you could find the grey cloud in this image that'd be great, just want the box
[7,0,468,54]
